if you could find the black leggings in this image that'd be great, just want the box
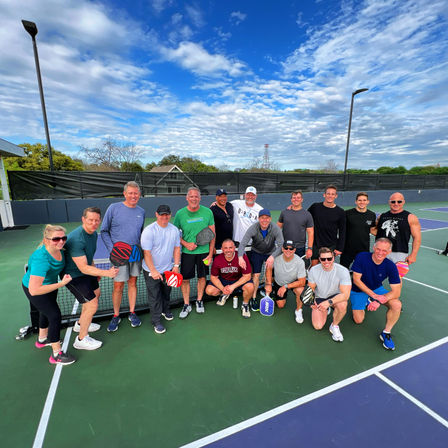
[22,284,61,343]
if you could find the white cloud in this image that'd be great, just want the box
[160,41,247,77]
[230,11,247,25]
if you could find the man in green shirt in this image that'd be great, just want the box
[173,187,215,319]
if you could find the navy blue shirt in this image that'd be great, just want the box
[351,252,400,292]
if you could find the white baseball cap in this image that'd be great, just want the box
[245,186,257,195]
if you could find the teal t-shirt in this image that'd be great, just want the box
[22,245,65,288]
[173,205,214,254]
[63,225,98,278]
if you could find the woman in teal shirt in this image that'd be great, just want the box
[22,225,75,365]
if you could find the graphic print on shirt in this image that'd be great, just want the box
[381,219,399,238]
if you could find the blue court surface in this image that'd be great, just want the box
[182,339,448,448]
[419,218,448,231]
[421,207,448,213]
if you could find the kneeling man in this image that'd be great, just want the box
[205,239,254,318]
[350,237,402,351]
[264,240,306,323]
[307,247,351,342]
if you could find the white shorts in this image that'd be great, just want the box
[387,252,407,263]
[114,261,142,282]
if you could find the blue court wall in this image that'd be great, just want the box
[9,189,448,226]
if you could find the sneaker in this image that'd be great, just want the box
[128,312,142,328]
[179,304,192,319]
[107,316,121,332]
[329,323,344,342]
[250,297,260,312]
[73,321,101,333]
[196,300,205,314]
[35,338,52,349]
[295,309,304,324]
[154,324,166,334]
[217,294,229,306]
[73,335,102,350]
[49,351,76,365]
[379,332,395,351]
[241,303,251,318]
[162,312,174,321]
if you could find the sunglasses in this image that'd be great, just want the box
[390,200,403,204]
[47,236,67,242]
[319,257,333,262]
[283,247,295,251]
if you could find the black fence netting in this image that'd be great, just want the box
[8,170,448,200]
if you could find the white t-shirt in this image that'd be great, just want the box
[140,222,180,275]
[308,263,351,299]
[231,200,263,243]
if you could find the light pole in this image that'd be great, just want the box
[22,20,54,171]
[343,88,368,190]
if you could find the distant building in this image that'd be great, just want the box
[149,164,198,195]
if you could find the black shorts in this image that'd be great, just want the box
[66,275,99,304]
[270,282,289,301]
[315,293,338,305]
[181,253,209,280]
[248,251,269,274]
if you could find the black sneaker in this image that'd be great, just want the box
[49,351,76,365]
[250,298,260,312]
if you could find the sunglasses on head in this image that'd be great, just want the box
[390,200,403,204]
[47,236,67,242]
[319,256,333,261]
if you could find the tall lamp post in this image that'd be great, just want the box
[343,88,368,190]
[22,20,54,171]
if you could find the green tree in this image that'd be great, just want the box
[121,161,144,172]
[4,143,84,171]
[157,154,218,172]
[145,162,156,171]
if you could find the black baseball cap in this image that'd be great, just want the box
[216,188,227,196]
[156,205,171,215]
[283,240,295,250]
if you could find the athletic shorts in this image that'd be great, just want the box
[208,277,253,295]
[387,252,407,263]
[269,282,289,301]
[315,293,338,305]
[248,251,269,274]
[66,275,99,304]
[114,261,142,282]
[181,252,209,280]
[350,286,389,310]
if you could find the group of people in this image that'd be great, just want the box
[22,182,421,365]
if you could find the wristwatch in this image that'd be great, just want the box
[328,299,334,306]
[307,247,313,250]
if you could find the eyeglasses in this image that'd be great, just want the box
[319,257,333,262]
[47,236,67,242]
[283,247,295,251]
[390,200,403,204]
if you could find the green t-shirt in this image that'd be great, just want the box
[173,205,214,254]
[63,225,98,278]
[22,245,65,288]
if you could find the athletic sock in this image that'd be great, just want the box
[383,330,390,334]
[38,338,46,343]
[53,351,59,357]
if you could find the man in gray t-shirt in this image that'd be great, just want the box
[307,247,351,343]
[265,240,307,324]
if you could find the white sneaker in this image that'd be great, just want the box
[73,335,103,350]
[329,323,344,342]
[196,300,205,314]
[241,303,251,318]
[295,309,304,324]
[73,321,101,333]
[216,294,229,306]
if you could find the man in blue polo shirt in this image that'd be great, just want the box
[350,237,402,351]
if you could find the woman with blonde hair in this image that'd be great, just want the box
[22,225,75,365]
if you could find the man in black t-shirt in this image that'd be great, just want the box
[210,189,234,250]
[340,192,376,269]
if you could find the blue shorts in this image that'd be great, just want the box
[350,286,389,310]
[248,251,269,274]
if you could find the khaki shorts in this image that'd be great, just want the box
[114,260,142,282]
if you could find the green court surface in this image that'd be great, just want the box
[1,201,447,447]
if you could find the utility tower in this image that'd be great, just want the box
[262,144,270,170]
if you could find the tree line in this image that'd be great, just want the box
[3,141,447,175]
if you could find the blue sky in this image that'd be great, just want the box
[1,0,447,170]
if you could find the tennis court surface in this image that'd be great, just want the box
[1,200,447,447]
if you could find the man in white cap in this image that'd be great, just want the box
[231,186,263,246]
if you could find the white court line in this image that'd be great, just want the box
[180,337,448,448]
[403,277,448,295]
[32,301,79,448]
[421,227,448,233]
[420,245,441,251]
[375,372,448,428]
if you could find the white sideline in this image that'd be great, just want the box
[180,337,448,448]
[32,301,79,448]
